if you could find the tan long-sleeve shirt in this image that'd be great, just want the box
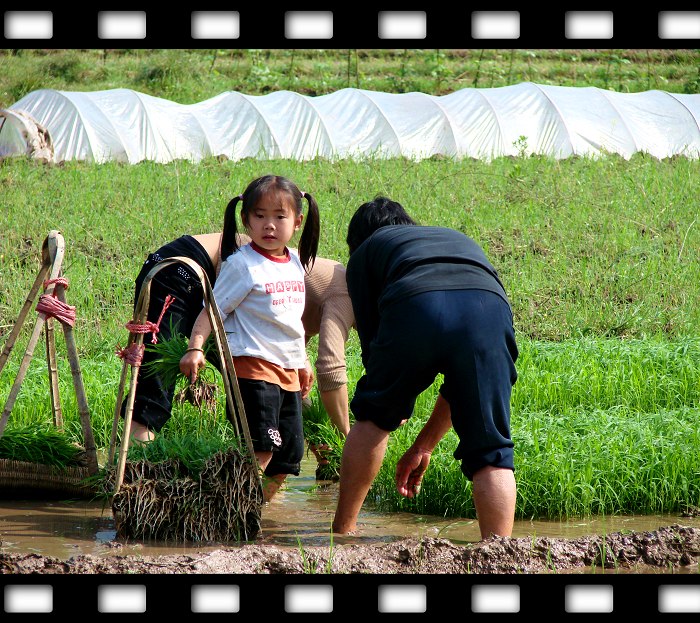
[303,257,355,392]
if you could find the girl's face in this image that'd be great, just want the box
[243,192,302,257]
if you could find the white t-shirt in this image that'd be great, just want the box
[213,243,306,369]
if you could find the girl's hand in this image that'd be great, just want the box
[299,359,315,398]
[179,349,206,383]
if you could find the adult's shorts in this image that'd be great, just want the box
[350,288,518,480]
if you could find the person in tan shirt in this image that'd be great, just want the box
[123,232,354,457]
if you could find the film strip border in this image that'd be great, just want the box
[3,8,700,620]
[3,575,700,616]
[2,9,700,47]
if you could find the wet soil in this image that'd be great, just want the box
[2,524,699,575]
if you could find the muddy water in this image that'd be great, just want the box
[1,455,699,562]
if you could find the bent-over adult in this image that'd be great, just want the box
[331,197,519,540]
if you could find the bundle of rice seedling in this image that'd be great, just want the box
[0,424,87,467]
[302,394,345,481]
[142,330,219,413]
[101,433,263,542]
[0,424,96,498]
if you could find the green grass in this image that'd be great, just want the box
[0,424,87,467]
[364,337,700,519]
[2,49,699,109]
[1,50,699,522]
[124,429,244,474]
[2,155,697,342]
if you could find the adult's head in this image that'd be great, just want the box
[346,196,417,255]
[222,174,320,270]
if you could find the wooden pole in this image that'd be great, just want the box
[45,317,62,428]
[45,233,63,429]
[47,232,98,474]
[45,232,65,428]
[112,277,150,494]
[0,259,51,376]
[0,231,63,436]
[108,361,131,465]
[0,230,99,476]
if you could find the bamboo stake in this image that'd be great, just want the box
[0,232,63,436]
[108,358,131,465]
[112,277,150,492]
[46,232,98,474]
[0,230,99,476]
[45,318,62,428]
[0,260,51,376]
[45,233,63,429]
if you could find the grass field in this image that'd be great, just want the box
[2,49,700,109]
[1,49,699,520]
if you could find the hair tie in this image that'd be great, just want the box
[300,191,307,199]
[238,194,244,201]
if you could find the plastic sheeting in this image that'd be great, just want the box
[2,83,700,164]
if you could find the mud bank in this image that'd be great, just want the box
[2,524,699,575]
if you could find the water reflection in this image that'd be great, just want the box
[1,455,699,565]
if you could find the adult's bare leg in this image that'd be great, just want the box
[253,450,288,502]
[129,420,155,445]
[332,420,389,534]
[472,465,516,539]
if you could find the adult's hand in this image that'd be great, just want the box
[396,447,432,498]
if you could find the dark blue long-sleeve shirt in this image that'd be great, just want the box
[345,225,511,366]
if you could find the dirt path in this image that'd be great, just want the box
[2,524,699,574]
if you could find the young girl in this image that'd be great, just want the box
[179,174,320,501]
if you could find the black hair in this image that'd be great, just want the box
[346,196,417,255]
[221,174,320,271]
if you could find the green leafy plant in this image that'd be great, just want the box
[142,329,219,413]
[296,529,336,574]
[0,424,87,468]
[302,391,346,480]
[126,429,244,472]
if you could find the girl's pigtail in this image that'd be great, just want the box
[221,196,243,261]
[298,191,320,272]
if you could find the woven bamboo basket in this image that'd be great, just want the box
[0,458,97,499]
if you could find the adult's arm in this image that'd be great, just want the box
[315,292,353,391]
[319,385,350,437]
[395,394,452,498]
[299,358,314,398]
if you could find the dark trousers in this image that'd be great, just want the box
[350,289,518,480]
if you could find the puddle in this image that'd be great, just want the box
[1,455,699,563]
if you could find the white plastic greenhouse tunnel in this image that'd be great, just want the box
[1,82,700,164]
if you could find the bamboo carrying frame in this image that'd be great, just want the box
[109,256,263,499]
[0,230,99,495]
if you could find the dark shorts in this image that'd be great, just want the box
[237,378,304,478]
[350,289,518,480]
